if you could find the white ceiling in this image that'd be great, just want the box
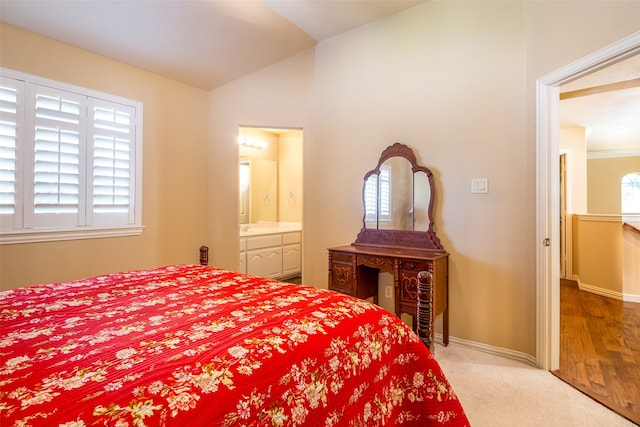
[559,54,640,154]
[2,0,638,154]
[0,0,425,90]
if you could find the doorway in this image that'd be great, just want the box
[237,125,303,281]
[537,32,640,370]
[555,63,640,421]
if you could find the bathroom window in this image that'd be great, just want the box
[621,172,640,214]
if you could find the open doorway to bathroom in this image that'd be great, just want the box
[237,126,303,283]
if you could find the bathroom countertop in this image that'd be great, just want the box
[239,222,302,237]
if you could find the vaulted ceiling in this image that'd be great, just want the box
[2,0,638,153]
[0,0,425,90]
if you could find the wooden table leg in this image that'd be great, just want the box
[443,305,449,346]
[416,271,434,351]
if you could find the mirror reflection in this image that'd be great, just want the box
[413,171,431,232]
[239,158,277,224]
[363,149,431,232]
[356,143,443,251]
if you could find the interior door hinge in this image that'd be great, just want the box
[543,238,551,247]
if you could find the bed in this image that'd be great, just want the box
[0,264,468,426]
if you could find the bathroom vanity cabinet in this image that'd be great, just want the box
[240,229,301,280]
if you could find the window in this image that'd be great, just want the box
[622,172,640,214]
[0,69,142,243]
[364,165,391,223]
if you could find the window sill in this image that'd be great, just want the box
[0,226,144,245]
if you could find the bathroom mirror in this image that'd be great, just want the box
[239,157,277,224]
[356,143,444,251]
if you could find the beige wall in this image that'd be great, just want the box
[573,217,640,300]
[573,215,623,295]
[278,131,303,223]
[0,24,210,289]
[3,1,640,358]
[588,156,640,214]
[207,50,314,270]
[311,0,535,353]
[209,1,640,357]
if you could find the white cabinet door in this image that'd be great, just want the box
[263,248,283,278]
[283,244,301,277]
[246,249,265,277]
[247,247,282,278]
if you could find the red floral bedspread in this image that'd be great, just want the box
[0,265,468,426]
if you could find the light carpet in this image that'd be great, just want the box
[434,342,636,426]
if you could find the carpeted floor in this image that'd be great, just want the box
[434,342,636,427]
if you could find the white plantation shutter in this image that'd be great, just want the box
[364,174,377,221]
[89,99,135,226]
[363,165,392,223]
[28,85,85,228]
[0,77,23,229]
[0,69,142,241]
[379,166,391,220]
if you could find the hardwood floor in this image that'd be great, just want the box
[553,279,640,425]
[282,275,302,285]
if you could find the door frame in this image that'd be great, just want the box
[536,31,640,370]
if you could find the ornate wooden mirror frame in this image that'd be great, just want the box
[354,143,444,252]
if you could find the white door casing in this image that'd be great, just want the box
[536,31,640,370]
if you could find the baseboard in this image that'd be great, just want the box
[578,281,624,300]
[435,333,538,367]
[623,293,640,303]
[572,275,640,303]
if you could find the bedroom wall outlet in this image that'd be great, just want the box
[384,285,393,299]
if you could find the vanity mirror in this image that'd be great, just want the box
[356,143,443,251]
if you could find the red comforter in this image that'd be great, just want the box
[0,265,468,426]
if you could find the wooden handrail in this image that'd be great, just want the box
[623,223,640,237]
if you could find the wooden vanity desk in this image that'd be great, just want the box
[327,143,449,351]
[328,244,449,347]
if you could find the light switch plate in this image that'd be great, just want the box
[471,178,488,194]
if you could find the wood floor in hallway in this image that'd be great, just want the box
[553,279,640,425]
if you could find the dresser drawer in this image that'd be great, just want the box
[330,251,355,263]
[398,259,431,272]
[329,262,354,293]
[399,271,420,304]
